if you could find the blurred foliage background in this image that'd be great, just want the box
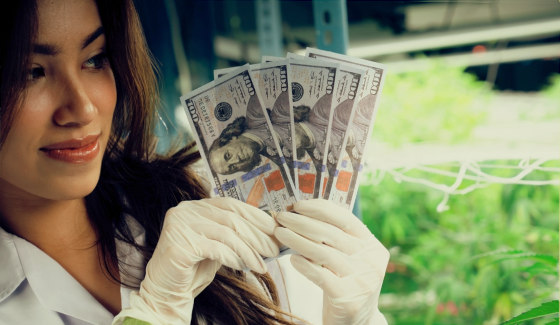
[360,66,559,325]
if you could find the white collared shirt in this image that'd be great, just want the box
[0,219,322,325]
[0,216,145,325]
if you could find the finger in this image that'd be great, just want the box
[290,254,340,297]
[163,217,266,273]
[189,223,268,273]
[274,227,353,276]
[171,200,279,258]
[191,260,222,296]
[194,202,280,258]
[203,197,276,234]
[276,211,361,255]
[292,199,372,239]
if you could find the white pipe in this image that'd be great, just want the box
[385,43,560,73]
[348,18,560,58]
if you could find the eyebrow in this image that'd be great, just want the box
[33,26,105,56]
[82,26,104,49]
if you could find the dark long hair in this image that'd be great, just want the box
[0,1,298,324]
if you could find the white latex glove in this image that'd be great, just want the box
[274,199,389,325]
[113,197,280,325]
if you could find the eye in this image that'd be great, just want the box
[83,52,109,70]
[224,151,232,161]
[27,66,45,81]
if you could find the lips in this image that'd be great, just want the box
[40,134,101,163]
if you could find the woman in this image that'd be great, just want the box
[0,0,389,324]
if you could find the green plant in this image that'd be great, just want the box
[475,249,559,325]
[361,64,558,325]
[373,62,490,147]
[361,168,559,325]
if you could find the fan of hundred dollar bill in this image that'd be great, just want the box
[181,48,385,213]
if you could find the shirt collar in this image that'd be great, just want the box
[12,232,115,324]
[117,215,147,309]
[0,226,25,303]
[0,215,146,322]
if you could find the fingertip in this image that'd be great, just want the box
[259,236,281,258]
[290,254,319,273]
[289,254,306,278]
[217,252,248,271]
[289,254,326,287]
[274,211,296,227]
[254,260,268,274]
[250,210,277,234]
[252,246,271,273]
[245,249,268,274]
[269,239,281,257]
[273,227,291,245]
[289,254,308,270]
[247,209,277,235]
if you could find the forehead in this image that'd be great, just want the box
[36,0,101,44]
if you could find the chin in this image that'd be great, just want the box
[47,171,101,201]
[51,185,98,201]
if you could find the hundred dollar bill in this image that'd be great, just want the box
[214,65,243,80]
[262,55,285,63]
[307,62,367,200]
[285,55,340,200]
[181,65,297,212]
[216,62,297,188]
[249,60,297,188]
[305,47,386,209]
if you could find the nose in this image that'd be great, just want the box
[231,152,242,164]
[52,73,96,127]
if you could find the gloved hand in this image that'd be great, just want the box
[113,197,280,325]
[274,199,389,325]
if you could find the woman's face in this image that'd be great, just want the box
[0,0,116,202]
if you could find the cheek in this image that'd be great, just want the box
[19,79,60,122]
[5,93,54,150]
[0,116,42,191]
[88,70,117,121]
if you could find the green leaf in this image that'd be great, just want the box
[501,300,559,325]
[472,249,526,260]
[522,262,558,278]
[490,253,558,267]
[472,249,559,267]
[544,317,559,325]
